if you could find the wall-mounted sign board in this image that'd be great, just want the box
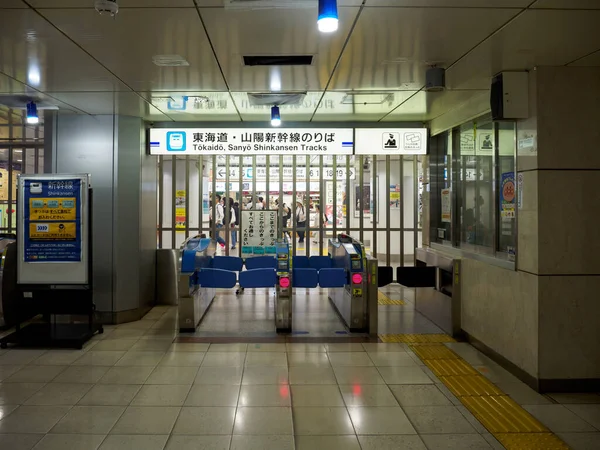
[149,128,354,155]
[354,128,428,155]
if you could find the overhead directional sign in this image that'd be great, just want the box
[355,128,428,155]
[149,128,354,155]
[214,166,355,181]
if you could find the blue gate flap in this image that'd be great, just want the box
[309,256,332,270]
[245,256,277,270]
[197,268,237,289]
[212,256,244,272]
[239,268,277,288]
[318,268,347,288]
[293,268,318,288]
[292,256,310,269]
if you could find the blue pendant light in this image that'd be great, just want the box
[318,0,338,33]
[26,101,39,124]
[271,105,281,127]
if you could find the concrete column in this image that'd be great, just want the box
[44,113,157,323]
[517,67,600,390]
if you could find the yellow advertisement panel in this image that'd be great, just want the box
[29,197,77,221]
[29,222,77,240]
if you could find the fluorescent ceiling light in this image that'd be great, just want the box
[152,55,190,67]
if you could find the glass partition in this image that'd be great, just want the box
[429,114,517,264]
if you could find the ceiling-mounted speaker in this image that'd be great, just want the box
[491,72,529,120]
[425,68,445,92]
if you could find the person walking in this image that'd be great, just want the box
[296,201,306,243]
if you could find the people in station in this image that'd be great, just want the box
[296,201,306,243]
[256,196,265,210]
[229,197,238,250]
[214,195,226,248]
[282,203,292,240]
[313,204,328,244]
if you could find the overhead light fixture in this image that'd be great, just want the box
[26,101,39,124]
[271,105,281,127]
[318,0,338,33]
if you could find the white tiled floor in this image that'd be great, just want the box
[0,303,599,449]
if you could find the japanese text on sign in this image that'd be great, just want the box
[149,128,354,155]
[241,210,277,256]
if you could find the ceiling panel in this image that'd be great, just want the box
[312,90,416,121]
[569,50,600,67]
[0,73,31,94]
[446,9,600,90]
[140,91,241,121]
[231,91,322,121]
[47,92,170,119]
[0,9,129,92]
[200,7,360,91]
[381,89,488,122]
[28,0,196,7]
[366,0,529,6]
[531,0,600,8]
[328,7,521,91]
[40,8,226,92]
[1,0,27,7]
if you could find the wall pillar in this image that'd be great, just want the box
[44,113,157,323]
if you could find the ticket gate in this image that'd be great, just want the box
[178,239,293,333]
[328,234,392,333]
[178,237,217,331]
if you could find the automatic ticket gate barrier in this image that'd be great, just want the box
[178,238,217,332]
[327,234,394,334]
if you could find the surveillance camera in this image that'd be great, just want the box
[95,0,118,17]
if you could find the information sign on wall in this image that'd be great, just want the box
[354,128,428,155]
[441,188,452,223]
[149,128,354,155]
[240,210,278,257]
[23,179,82,262]
[500,172,516,219]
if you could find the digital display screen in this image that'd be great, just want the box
[351,260,361,270]
[278,261,288,270]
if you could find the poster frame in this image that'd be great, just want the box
[17,174,91,285]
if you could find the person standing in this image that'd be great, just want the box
[231,198,239,250]
[296,201,306,243]
[313,204,328,244]
[256,196,265,210]
[282,203,292,240]
[214,195,226,248]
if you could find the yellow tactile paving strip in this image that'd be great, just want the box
[405,342,570,450]
[411,344,460,360]
[377,291,405,305]
[378,333,456,343]
[440,375,504,397]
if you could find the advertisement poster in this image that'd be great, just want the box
[390,184,400,208]
[441,188,451,223]
[500,172,516,219]
[175,190,186,229]
[241,210,277,256]
[23,179,82,262]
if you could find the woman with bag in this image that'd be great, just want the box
[229,198,238,250]
[295,201,306,243]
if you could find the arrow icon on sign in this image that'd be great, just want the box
[217,168,226,178]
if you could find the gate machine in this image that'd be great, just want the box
[328,234,381,333]
[177,238,293,333]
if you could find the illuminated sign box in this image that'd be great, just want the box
[354,128,428,155]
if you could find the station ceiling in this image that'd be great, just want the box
[1,0,599,123]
